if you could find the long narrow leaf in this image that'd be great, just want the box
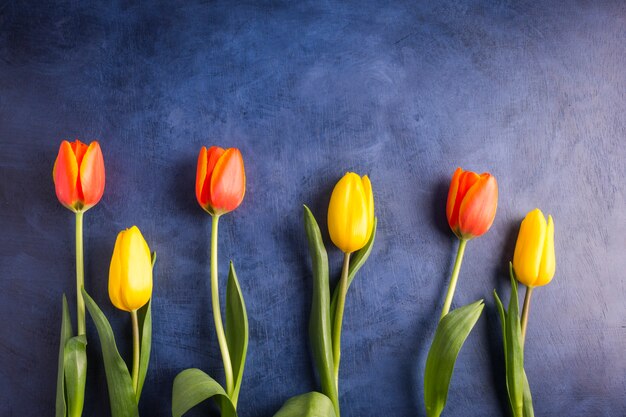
[330,218,377,325]
[56,295,73,417]
[505,273,524,417]
[522,370,535,417]
[303,205,338,415]
[64,335,87,417]
[273,391,337,417]
[424,300,484,417]
[136,299,152,402]
[171,368,236,417]
[82,288,138,417]
[493,291,506,340]
[494,265,535,417]
[225,261,249,406]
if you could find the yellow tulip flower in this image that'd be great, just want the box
[513,209,556,287]
[327,172,374,253]
[109,226,153,312]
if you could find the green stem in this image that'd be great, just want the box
[520,286,533,346]
[332,251,351,393]
[75,211,86,335]
[131,309,140,394]
[440,238,467,320]
[210,215,234,396]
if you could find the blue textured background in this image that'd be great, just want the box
[1,1,625,416]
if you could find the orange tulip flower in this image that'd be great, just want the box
[196,146,246,215]
[446,167,498,240]
[53,140,105,212]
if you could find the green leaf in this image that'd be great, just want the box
[330,218,377,325]
[225,261,249,406]
[136,299,152,402]
[493,265,534,417]
[504,273,524,417]
[493,291,506,339]
[273,392,338,417]
[56,295,73,417]
[303,205,338,415]
[494,288,509,394]
[171,368,237,417]
[64,335,87,417]
[82,288,139,417]
[522,370,535,417]
[424,299,484,417]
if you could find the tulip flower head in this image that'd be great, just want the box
[109,226,153,312]
[446,167,498,240]
[53,140,105,212]
[513,209,555,288]
[328,172,375,253]
[196,146,246,216]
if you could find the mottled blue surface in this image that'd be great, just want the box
[1,1,625,416]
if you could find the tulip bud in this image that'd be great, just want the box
[513,209,555,287]
[53,140,105,212]
[196,146,246,216]
[446,167,498,240]
[109,226,153,312]
[327,172,375,253]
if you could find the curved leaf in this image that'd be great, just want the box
[82,288,138,417]
[303,205,338,416]
[504,274,524,417]
[56,295,73,417]
[136,299,152,402]
[273,392,337,417]
[522,370,535,417]
[226,261,248,406]
[171,368,236,417]
[493,291,506,344]
[64,335,87,417]
[494,266,534,417]
[330,218,377,325]
[424,300,484,417]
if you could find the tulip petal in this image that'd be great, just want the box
[209,148,246,214]
[536,215,556,287]
[447,169,481,237]
[328,173,369,253]
[109,227,153,312]
[53,141,79,210]
[79,142,105,209]
[108,232,127,311]
[328,173,354,252]
[71,140,89,166]
[457,173,498,238]
[120,226,153,312]
[72,140,89,203]
[196,146,225,209]
[362,175,375,244]
[513,209,546,287]
[196,147,208,205]
[343,174,366,251]
[458,170,481,198]
[446,167,463,232]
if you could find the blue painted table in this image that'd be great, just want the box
[1,1,624,416]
